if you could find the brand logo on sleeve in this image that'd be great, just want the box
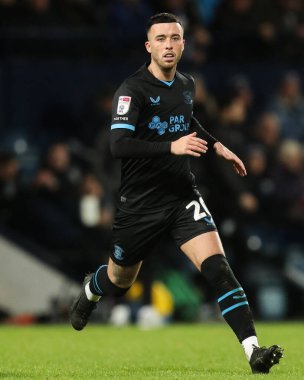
[149,96,160,106]
[117,96,131,115]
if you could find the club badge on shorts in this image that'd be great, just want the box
[117,96,131,115]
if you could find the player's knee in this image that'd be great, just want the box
[108,260,140,289]
[200,253,239,288]
[110,273,135,289]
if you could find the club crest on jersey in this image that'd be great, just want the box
[117,96,131,115]
[149,96,160,106]
[183,91,193,105]
[113,244,125,261]
[148,116,168,135]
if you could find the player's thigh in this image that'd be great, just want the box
[180,231,225,270]
[107,257,142,287]
[112,208,167,266]
[170,193,224,270]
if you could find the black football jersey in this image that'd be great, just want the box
[111,63,198,211]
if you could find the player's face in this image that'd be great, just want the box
[145,22,185,70]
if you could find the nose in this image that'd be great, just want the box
[165,38,173,50]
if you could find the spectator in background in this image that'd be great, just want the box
[240,145,275,225]
[267,71,304,142]
[250,112,281,171]
[190,73,218,189]
[207,95,248,220]
[79,172,113,230]
[81,86,121,194]
[192,73,218,128]
[211,0,264,59]
[80,86,114,147]
[77,172,113,270]
[213,95,248,156]
[272,139,304,229]
[21,142,83,250]
[225,75,255,123]
[257,0,304,61]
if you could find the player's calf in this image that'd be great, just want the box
[200,254,284,373]
[200,254,256,344]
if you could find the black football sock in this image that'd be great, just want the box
[201,254,256,342]
[89,265,130,297]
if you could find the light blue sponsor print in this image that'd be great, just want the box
[148,116,168,135]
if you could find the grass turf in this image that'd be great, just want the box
[0,322,302,379]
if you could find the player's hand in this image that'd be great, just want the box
[171,132,208,157]
[213,141,247,176]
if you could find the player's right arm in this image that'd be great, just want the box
[111,129,207,158]
[170,132,208,157]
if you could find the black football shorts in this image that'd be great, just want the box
[110,193,217,266]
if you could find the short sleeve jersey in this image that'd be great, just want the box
[111,64,197,211]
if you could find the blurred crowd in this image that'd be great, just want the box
[0,0,304,321]
[0,0,304,62]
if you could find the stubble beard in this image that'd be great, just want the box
[155,54,181,74]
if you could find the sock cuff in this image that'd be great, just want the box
[90,264,131,297]
[90,265,108,295]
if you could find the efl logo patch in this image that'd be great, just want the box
[117,96,131,115]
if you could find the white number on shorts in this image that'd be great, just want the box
[186,197,211,221]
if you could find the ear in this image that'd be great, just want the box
[145,41,151,53]
[182,39,185,52]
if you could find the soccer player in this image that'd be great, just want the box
[70,13,283,374]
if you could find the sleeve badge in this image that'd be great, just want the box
[117,96,132,115]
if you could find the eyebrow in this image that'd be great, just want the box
[155,33,182,38]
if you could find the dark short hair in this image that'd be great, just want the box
[146,13,183,35]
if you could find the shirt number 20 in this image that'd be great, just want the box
[186,197,211,221]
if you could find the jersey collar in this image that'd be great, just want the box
[143,63,176,87]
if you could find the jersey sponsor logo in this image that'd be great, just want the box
[168,115,190,132]
[117,96,131,115]
[113,244,125,261]
[148,116,168,135]
[149,96,160,106]
[183,91,193,105]
[148,115,190,135]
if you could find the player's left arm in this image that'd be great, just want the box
[191,115,247,177]
[213,141,247,177]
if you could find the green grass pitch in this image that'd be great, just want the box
[0,322,302,379]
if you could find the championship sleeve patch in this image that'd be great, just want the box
[117,96,131,115]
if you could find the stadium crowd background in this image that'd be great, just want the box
[0,0,303,323]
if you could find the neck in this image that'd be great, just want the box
[148,62,176,82]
